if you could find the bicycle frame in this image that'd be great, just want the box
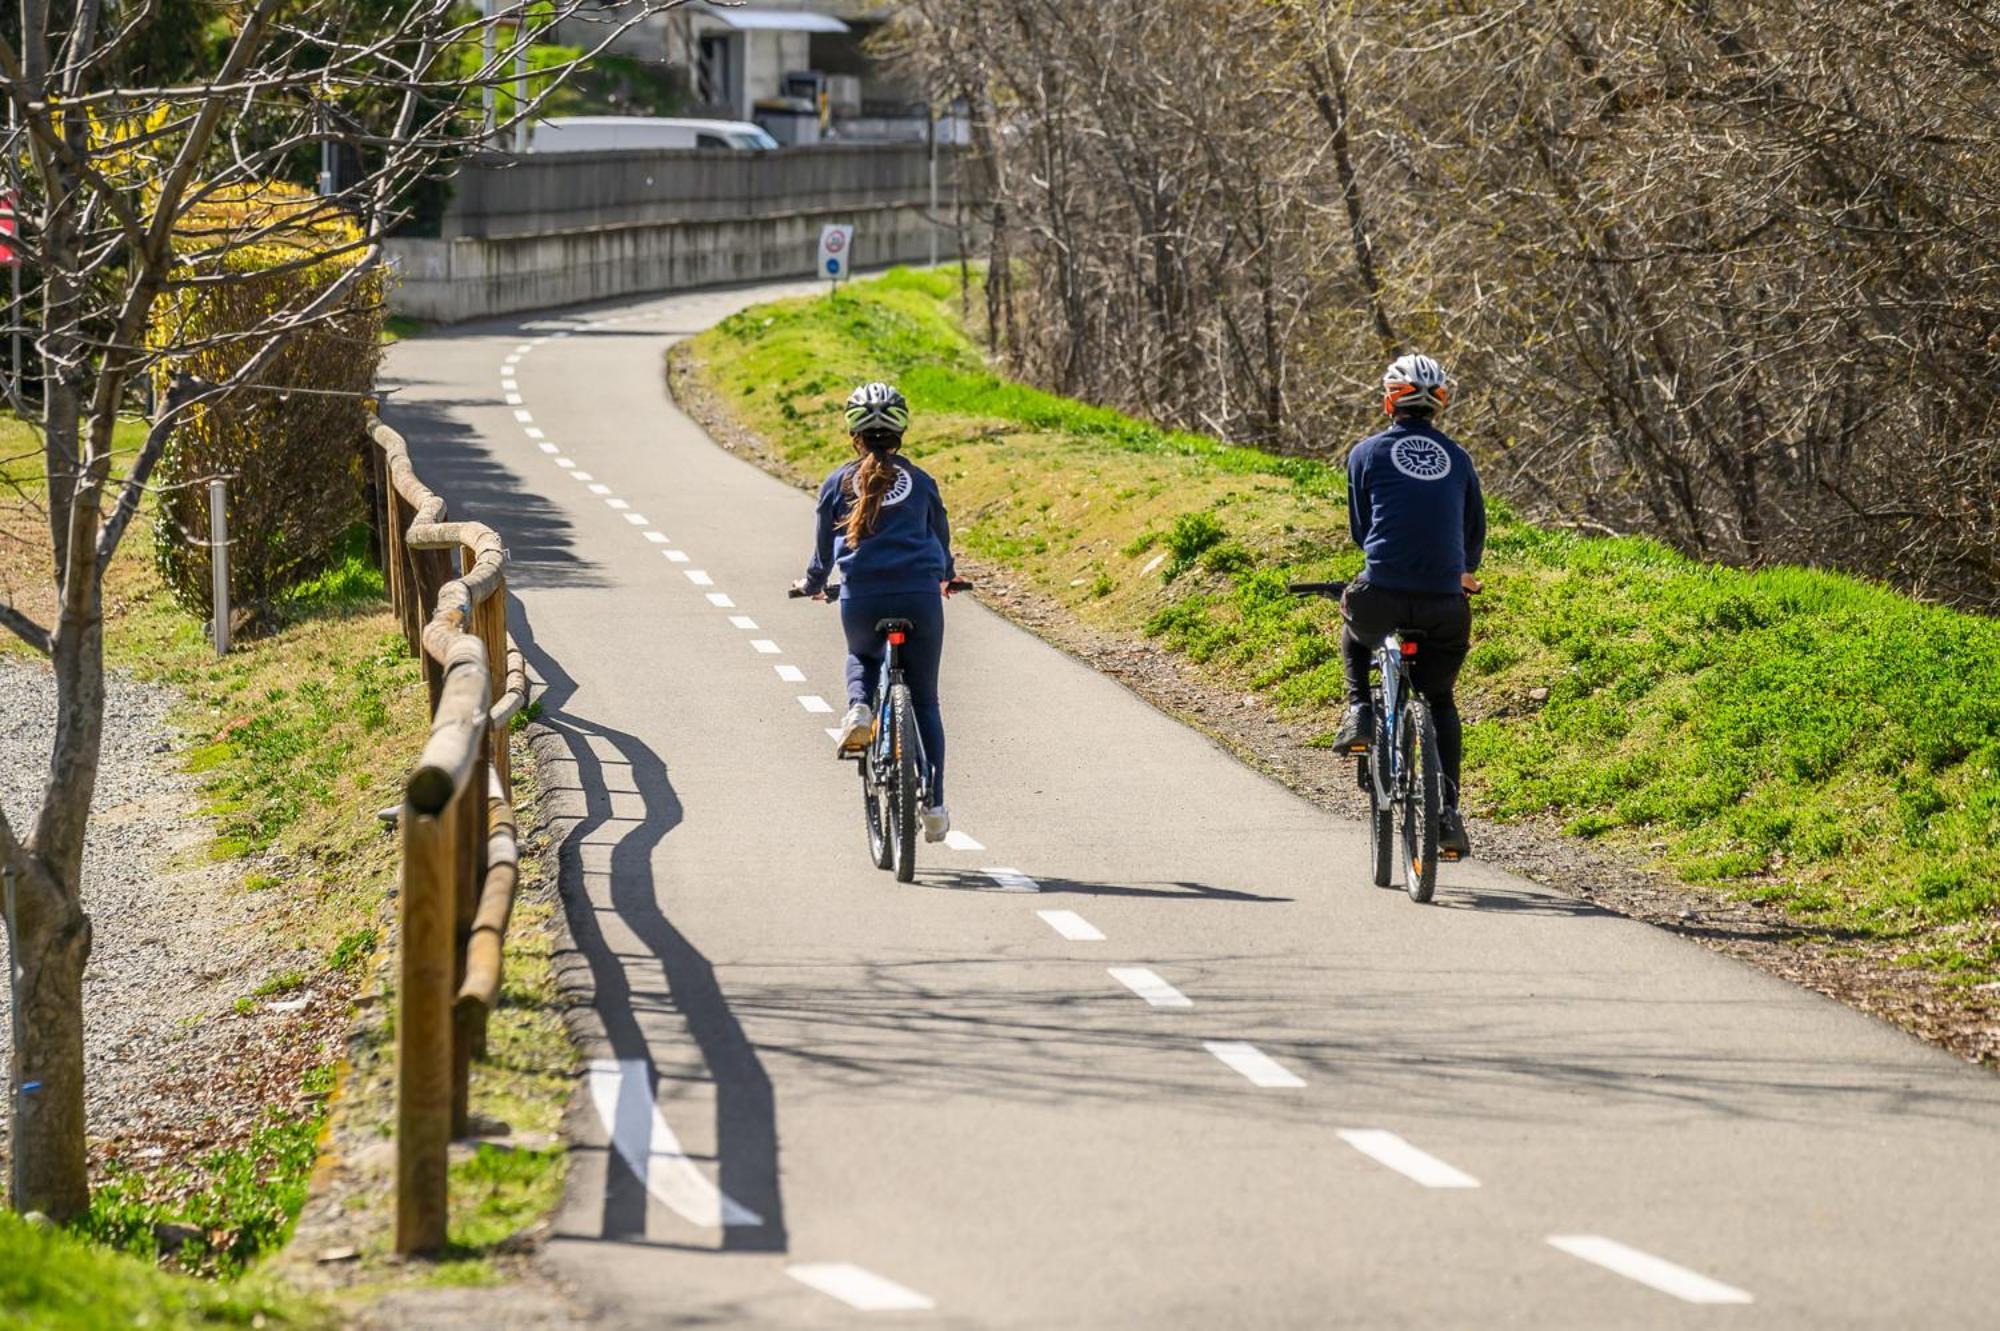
[1368,633,1415,804]
[864,625,930,807]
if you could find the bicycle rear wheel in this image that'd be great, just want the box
[888,684,920,882]
[1400,698,1441,903]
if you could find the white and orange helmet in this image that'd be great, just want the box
[1382,353,1450,415]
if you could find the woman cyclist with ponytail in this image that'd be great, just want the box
[792,383,961,842]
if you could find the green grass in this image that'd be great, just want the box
[0,1211,324,1329]
[682,266,2000,984]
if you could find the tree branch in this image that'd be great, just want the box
[0,601,53,655]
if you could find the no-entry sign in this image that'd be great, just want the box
[818,224,853,282]
[0,193,20,267]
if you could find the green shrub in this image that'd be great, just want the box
[150,181,384,628]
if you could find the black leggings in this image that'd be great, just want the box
[841,588,946,806]
[1340,581,1471,807]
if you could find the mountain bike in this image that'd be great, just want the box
[1290,581,1455,903]
[791,579,973,882]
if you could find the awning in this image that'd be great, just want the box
[700,7,851,33]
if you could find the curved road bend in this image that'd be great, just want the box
[387,282,2000,1329]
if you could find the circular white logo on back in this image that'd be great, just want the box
[881,467,914,507]
[1390,435,1452,481]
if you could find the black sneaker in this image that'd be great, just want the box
[1439,806,1471,860]
[1331,703,1374,753]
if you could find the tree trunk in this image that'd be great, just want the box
[4,854,91,1220]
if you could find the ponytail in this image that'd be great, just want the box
[842,447,896,547]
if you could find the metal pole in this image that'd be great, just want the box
[208,479,230,657]
[318,101,335,196]
[481,0,497,143]
[928,106,944,269]
[513,4,530,155]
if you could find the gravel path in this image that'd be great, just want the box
[0,657,316,1175]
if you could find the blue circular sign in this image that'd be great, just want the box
[825,258,841,274]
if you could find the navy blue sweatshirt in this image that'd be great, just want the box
[802,456,956,597]
[1346,419,1486,596]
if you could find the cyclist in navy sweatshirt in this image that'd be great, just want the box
[794,382,961,842]
[1332,354,1486,857]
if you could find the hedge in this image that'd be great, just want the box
[149,180,384,627]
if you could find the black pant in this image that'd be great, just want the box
[1341,581,1472,807]
[841,588,946,805]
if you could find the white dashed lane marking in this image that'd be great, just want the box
[623,514,649,526]
[786,1264,933,1313]
[728,615,758,630]
[644,531,668,543]
[1337,1130,1479,1189]
[706,593,735,607]
[589,483,611,495]
[570,471,593,482]
[1109,967,1192,1008]
[982,867,1039,893]
[1036,909,1105,941]
[524,426,544,439]
[504,392,522,405]
[665,550,690,562]
[942,830,983,851]
[1205,1042,1305,1088]
[749,639,780,654]
[775,665,806,683]
[537,442,559,454]
[513,409,533,423]
[797,695,834,714]
[1547,1237,1752,1305]
[686,570,714,586]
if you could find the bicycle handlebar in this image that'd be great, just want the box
[1286,580,1348,599]
[789,579,976,602]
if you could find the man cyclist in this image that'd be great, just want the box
[793,383,960,842]
[1330,353,1485,858]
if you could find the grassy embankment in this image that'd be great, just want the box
[0,416,571,1319]
[678,267,2000,987]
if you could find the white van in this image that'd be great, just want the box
[526,116,780,152]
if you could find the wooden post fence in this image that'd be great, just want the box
[370,415,530,1255]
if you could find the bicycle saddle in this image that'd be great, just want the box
[875,617,915,635]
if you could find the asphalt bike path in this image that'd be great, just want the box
[386,282,2000,1329]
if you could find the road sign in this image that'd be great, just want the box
[818,224,853,283]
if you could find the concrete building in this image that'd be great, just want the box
[554,2,929,139]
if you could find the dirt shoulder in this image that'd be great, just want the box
[669,343,1999,1071]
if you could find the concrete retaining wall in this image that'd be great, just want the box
[388,202,955,323]
[388,143,965,322]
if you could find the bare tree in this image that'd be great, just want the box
[886,0,2000,603]
[0,0,682,1221]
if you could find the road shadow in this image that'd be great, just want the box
[385,394,608,590]
[918,867,1290,904]
[513,601,786,1253]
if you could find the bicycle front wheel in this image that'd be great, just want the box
[1400,698,1441,903]
[888,684,920,882]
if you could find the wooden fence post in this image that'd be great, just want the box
[450,736,486,1138]
[395,795,455,1255]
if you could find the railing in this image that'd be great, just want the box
[368,414,531,1255]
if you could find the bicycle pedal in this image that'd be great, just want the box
[1343,743,1369,755]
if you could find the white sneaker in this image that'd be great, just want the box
[835,703,871,754]
[922,805,950,843]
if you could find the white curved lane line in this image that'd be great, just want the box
[584,1058,762,1229]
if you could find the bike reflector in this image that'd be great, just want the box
[888,630,908,645]
[1400,640,1420,657]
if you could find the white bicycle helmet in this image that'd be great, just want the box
[844,381,911,437]
[1382,353,1451,414]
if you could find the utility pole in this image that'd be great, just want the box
[927,103,939,268]
[481,0,497,143]
[514,3,530,154]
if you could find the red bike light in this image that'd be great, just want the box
[888,630,908,646]
[1400,640,1420,657]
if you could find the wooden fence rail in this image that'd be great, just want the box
[367,414,530,1255]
